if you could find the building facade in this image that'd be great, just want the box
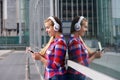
[57,0,113,46]
[112,0,120,39]
[0,0,17,36]
[0,0,29,45]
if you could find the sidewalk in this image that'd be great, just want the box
[0,50,13,60]
[0,50,13,56]
[0,50,41,80]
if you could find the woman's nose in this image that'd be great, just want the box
[46,29,49,33]
[85,28,88,31]
[86,29,88,31]
[45,28,48,32]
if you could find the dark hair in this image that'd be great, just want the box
[70,16,87,33]
[44,16,62,33]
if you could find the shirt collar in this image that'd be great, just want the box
[54,34,64,41]
[71,34,80,41]
[71,34,79,38]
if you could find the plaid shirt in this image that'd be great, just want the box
[44,35,67,79]
[67,34,89,74]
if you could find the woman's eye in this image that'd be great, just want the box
[45,26,49,29]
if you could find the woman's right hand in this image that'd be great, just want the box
[32,52,47,67]
[32,52,41,60]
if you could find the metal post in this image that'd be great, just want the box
[0,1,3,35]
[19,0,22,44]
[25,55,30,80]
[50,0,54,16]
[3,0,7,36]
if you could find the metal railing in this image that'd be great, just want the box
[67,60,116,80]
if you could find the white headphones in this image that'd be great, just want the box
[74,16,84,31]
[48,16,60,31]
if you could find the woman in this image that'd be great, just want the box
[31,16,67,80]
[67,16,103,80]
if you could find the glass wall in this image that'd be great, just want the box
[97,0,113,46]
[29,0,50,49]
[28,0,120,79]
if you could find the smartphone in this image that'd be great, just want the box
[98,41,102,51]
[97,41,104,52]
[96,49,104,53]
[29,50,34,53]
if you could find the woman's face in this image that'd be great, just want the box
[79,21,88,36]
[44,22,55,37]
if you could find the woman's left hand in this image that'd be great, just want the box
[94,51,103,58]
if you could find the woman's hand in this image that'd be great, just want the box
[32,52,41,60]
[32,52,47,67]
[93,51,103,59]
[89,50,104,63]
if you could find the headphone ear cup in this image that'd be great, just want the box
[74,16,84,31]
[48,16,60,31]
[54,24,59,31]
[75,23,81,31]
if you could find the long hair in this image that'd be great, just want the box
[39,36,54,55]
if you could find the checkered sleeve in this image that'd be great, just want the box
[51,39,66,69]
[69,39,85,65]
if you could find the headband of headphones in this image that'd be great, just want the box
[48,16,60,31]
[74,16,84,31]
